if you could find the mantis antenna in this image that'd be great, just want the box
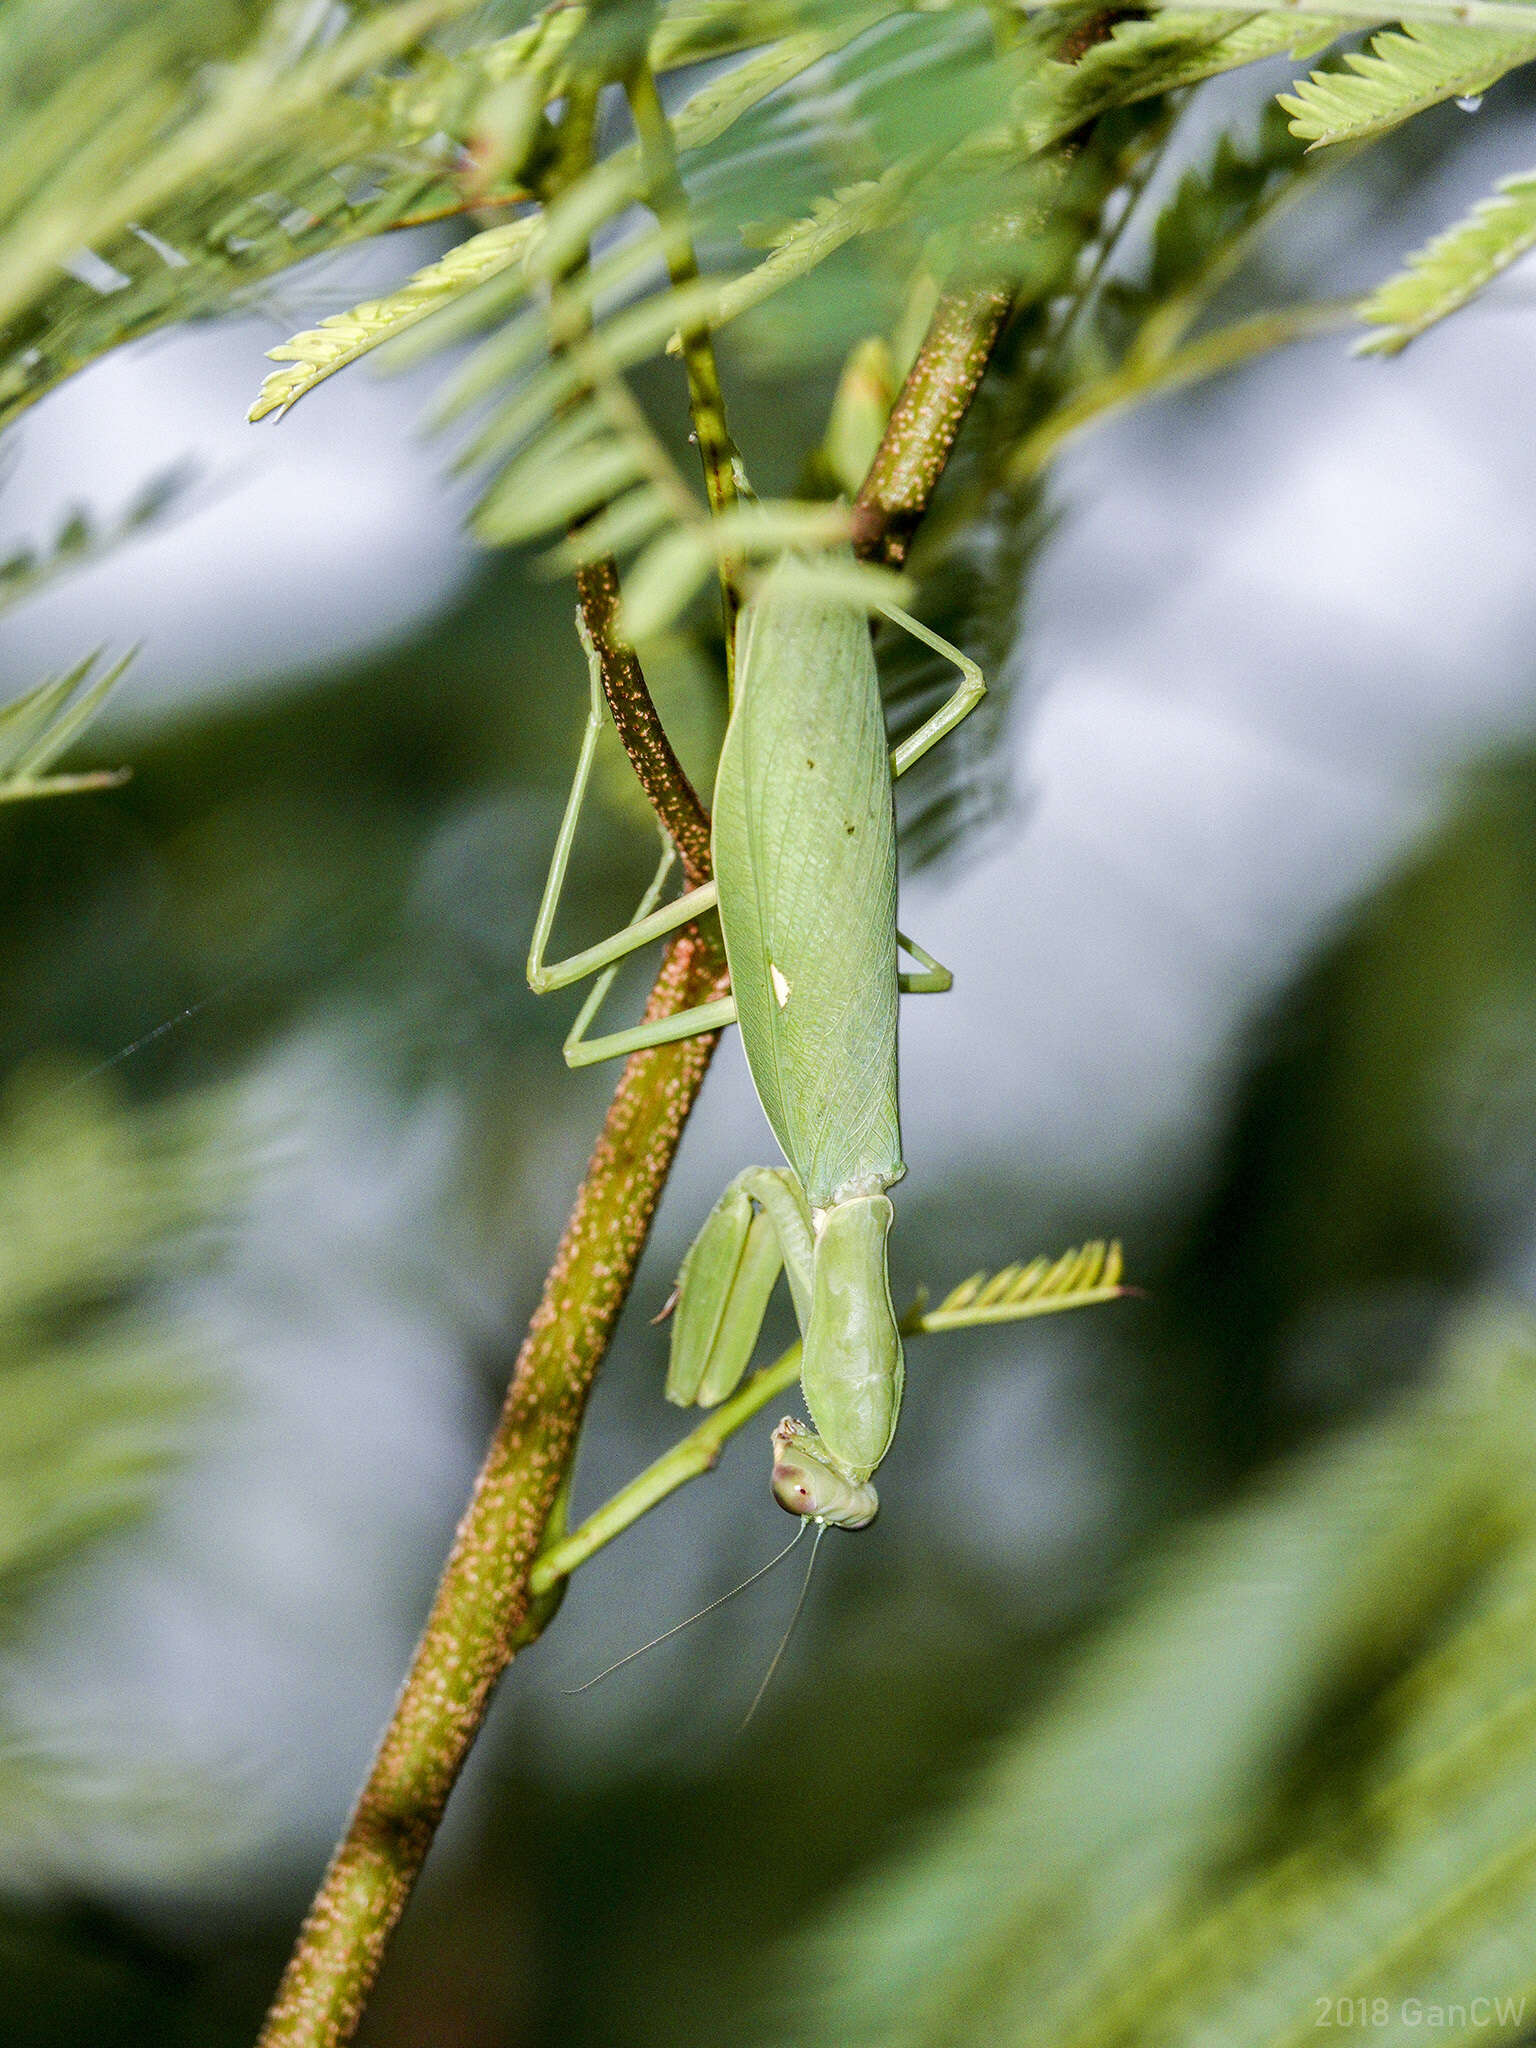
[740,1520,827,1730]
[563,1521,810,1694]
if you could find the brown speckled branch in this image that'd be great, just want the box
[575,556,712,885]
[851,283,1013,569]
[256,920,729,2048]
[256,165,1035,2048]
[852,8,1126,570]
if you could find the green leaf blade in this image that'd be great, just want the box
[1280,24,1536,148]
[0,650,131,801]
[248,214,540,422]
[1357,168,1536,352]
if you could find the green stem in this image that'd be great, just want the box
[531,1344,804,1593]
[528,1254,1133,1594]
[625,61,742,675]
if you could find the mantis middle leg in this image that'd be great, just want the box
[877,609,984,996]
[880,603,986,780]
[897,927,952,995]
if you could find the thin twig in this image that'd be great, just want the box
[626,60,742,675]
[627,65,737,524]
[555,74,713,883]
[851,8,1127,569]
[851,282,1014,568]
[530,1344,805,1592]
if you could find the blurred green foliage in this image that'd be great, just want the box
[0,1061,227,1899]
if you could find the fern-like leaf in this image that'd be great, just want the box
[0,0,580,431]
[0,651,131,802]
[1357,167,1536,352]
[249,214,542,421]
[0,468,186,614]
[0,1066,236,1878]
[1021,0,1536,29]
[1280,23,1536,147]
[915,1240,1129,1332]
[341,13,900,399]
[649,0,891,72]
[763,1316,1536,2048]
[655,6,895,149]
[0,0,486,337]
[1027,10,1347,151]
[695,172,911,342]
[0,1068,222,1326]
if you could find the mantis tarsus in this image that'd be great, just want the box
[528,556,984,1529]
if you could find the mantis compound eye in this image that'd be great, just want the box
[770,1418,879,1530]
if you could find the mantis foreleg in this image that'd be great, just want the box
[665,1168,812,1405]
[664,1171,890,1531]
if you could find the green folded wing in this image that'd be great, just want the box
[713,565,902,1210]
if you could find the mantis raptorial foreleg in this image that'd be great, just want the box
[664,1168,812,1405]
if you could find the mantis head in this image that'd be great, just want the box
[770,1418,879,1530]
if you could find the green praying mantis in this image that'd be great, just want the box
[528,553,987,1530]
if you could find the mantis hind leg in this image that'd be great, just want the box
[563,984,737,1068]
[879,602,986,781]
[526,619,720,996]
[560,843,737,1065]
[544,810,734,1067]
[529,608,732,1066]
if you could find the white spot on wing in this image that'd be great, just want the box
[770,962,791,1008]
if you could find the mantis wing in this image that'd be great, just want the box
[713,563,904,1211]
